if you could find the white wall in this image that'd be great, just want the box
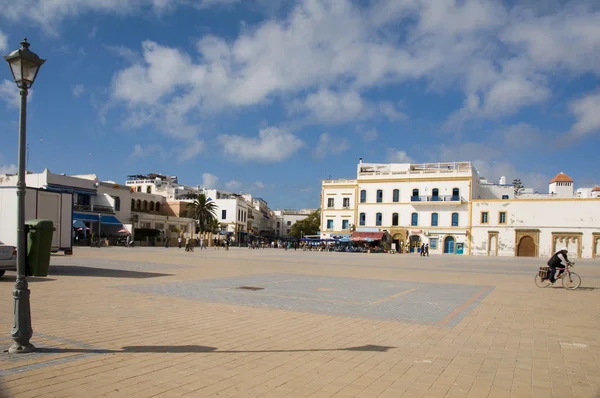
[321,185,355,235]
[549,182,574,198]
[471,199,600,258]
[357,180,470,204]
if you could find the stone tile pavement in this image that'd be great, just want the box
[0,247,598,397]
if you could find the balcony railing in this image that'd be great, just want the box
[411,195,463,203]
[74,204,115,214]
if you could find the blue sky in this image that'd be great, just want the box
[1,0,599,209]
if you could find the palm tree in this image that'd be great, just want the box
[206,218,220,233]
[186,193,218,234]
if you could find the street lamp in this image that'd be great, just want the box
[5,38,46,354]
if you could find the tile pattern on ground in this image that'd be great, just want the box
[117,273,494,326]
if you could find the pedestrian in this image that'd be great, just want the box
[425,243,429,257]
[185,236,190,252]
[420,243,425,256]
[164,236,169,248]
[178,236,182,249]
[225,238,229,251]
[200,237,205,250]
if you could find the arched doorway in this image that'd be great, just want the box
[392,233,404,253]
[409,235,421,253]
[444,236,455,254]
[517,236,536,257]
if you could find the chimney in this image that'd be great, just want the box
[359,158,363,164]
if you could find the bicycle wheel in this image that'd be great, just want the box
[562,272,581,290]
[534,274,551,288]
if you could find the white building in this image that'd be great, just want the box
[577,186,600,198]
[202,189,251,243]
[125,173,201,200]
[125,173,283,244]
[241,194,277,238]
[272,209,316,237]
[322,161,600,258]
[0,169,195,245]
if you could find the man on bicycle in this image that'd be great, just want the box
[547,247,571,284]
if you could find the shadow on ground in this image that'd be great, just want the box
[30,344,394,354]
[0,276,55,283]
[48,265,172,279]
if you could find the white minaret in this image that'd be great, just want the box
[548,172,574,198]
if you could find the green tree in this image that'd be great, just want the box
[289,209,321,238]
[206,218,220,233]
[187,193,218,233]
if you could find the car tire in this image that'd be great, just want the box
[0,270,6,277]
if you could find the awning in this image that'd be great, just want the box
[98,215,123,225]
[45,186,97,195]
[72,220,87,229]
[351,232,386,241]
[73,213,99,222]
[73,213,123,225]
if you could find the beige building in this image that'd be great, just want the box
[321,161,600,258]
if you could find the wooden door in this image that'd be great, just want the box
[517,236,535,257]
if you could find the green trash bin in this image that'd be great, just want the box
[26,219,54,277]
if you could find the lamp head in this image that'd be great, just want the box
[4,38,46,89]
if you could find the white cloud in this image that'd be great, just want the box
[0,153,17,175]
[104,44,140,63]
[112,41,194,106]
[0,164,17,174]
[0,0,208,33]
[432,142,550,193]
[129,143,165,158]
[387,149,413,163]
[0,80,21,107]
[361,128,378,142]
[197,0,239,9]
[293,88,370,123]
[568,91,600,137]
[224,180,241,190]
[224,179,270,193]
[176,139,204,161]
[98,0,600,143]
[218,127,304,163]
[72,84,85,97]
[500,7,600,76]
[0,29,7,51]
[473,160,549,194]
[312,133,350,159]
[446,76,551,129]
[378,102,406,121]
[201,172,219,188]
[502,123,544,147]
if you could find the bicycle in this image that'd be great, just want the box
[535,262,581,290]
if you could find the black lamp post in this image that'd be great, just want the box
[5,38,46,354]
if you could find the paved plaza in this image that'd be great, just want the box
[1,248,599,397]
